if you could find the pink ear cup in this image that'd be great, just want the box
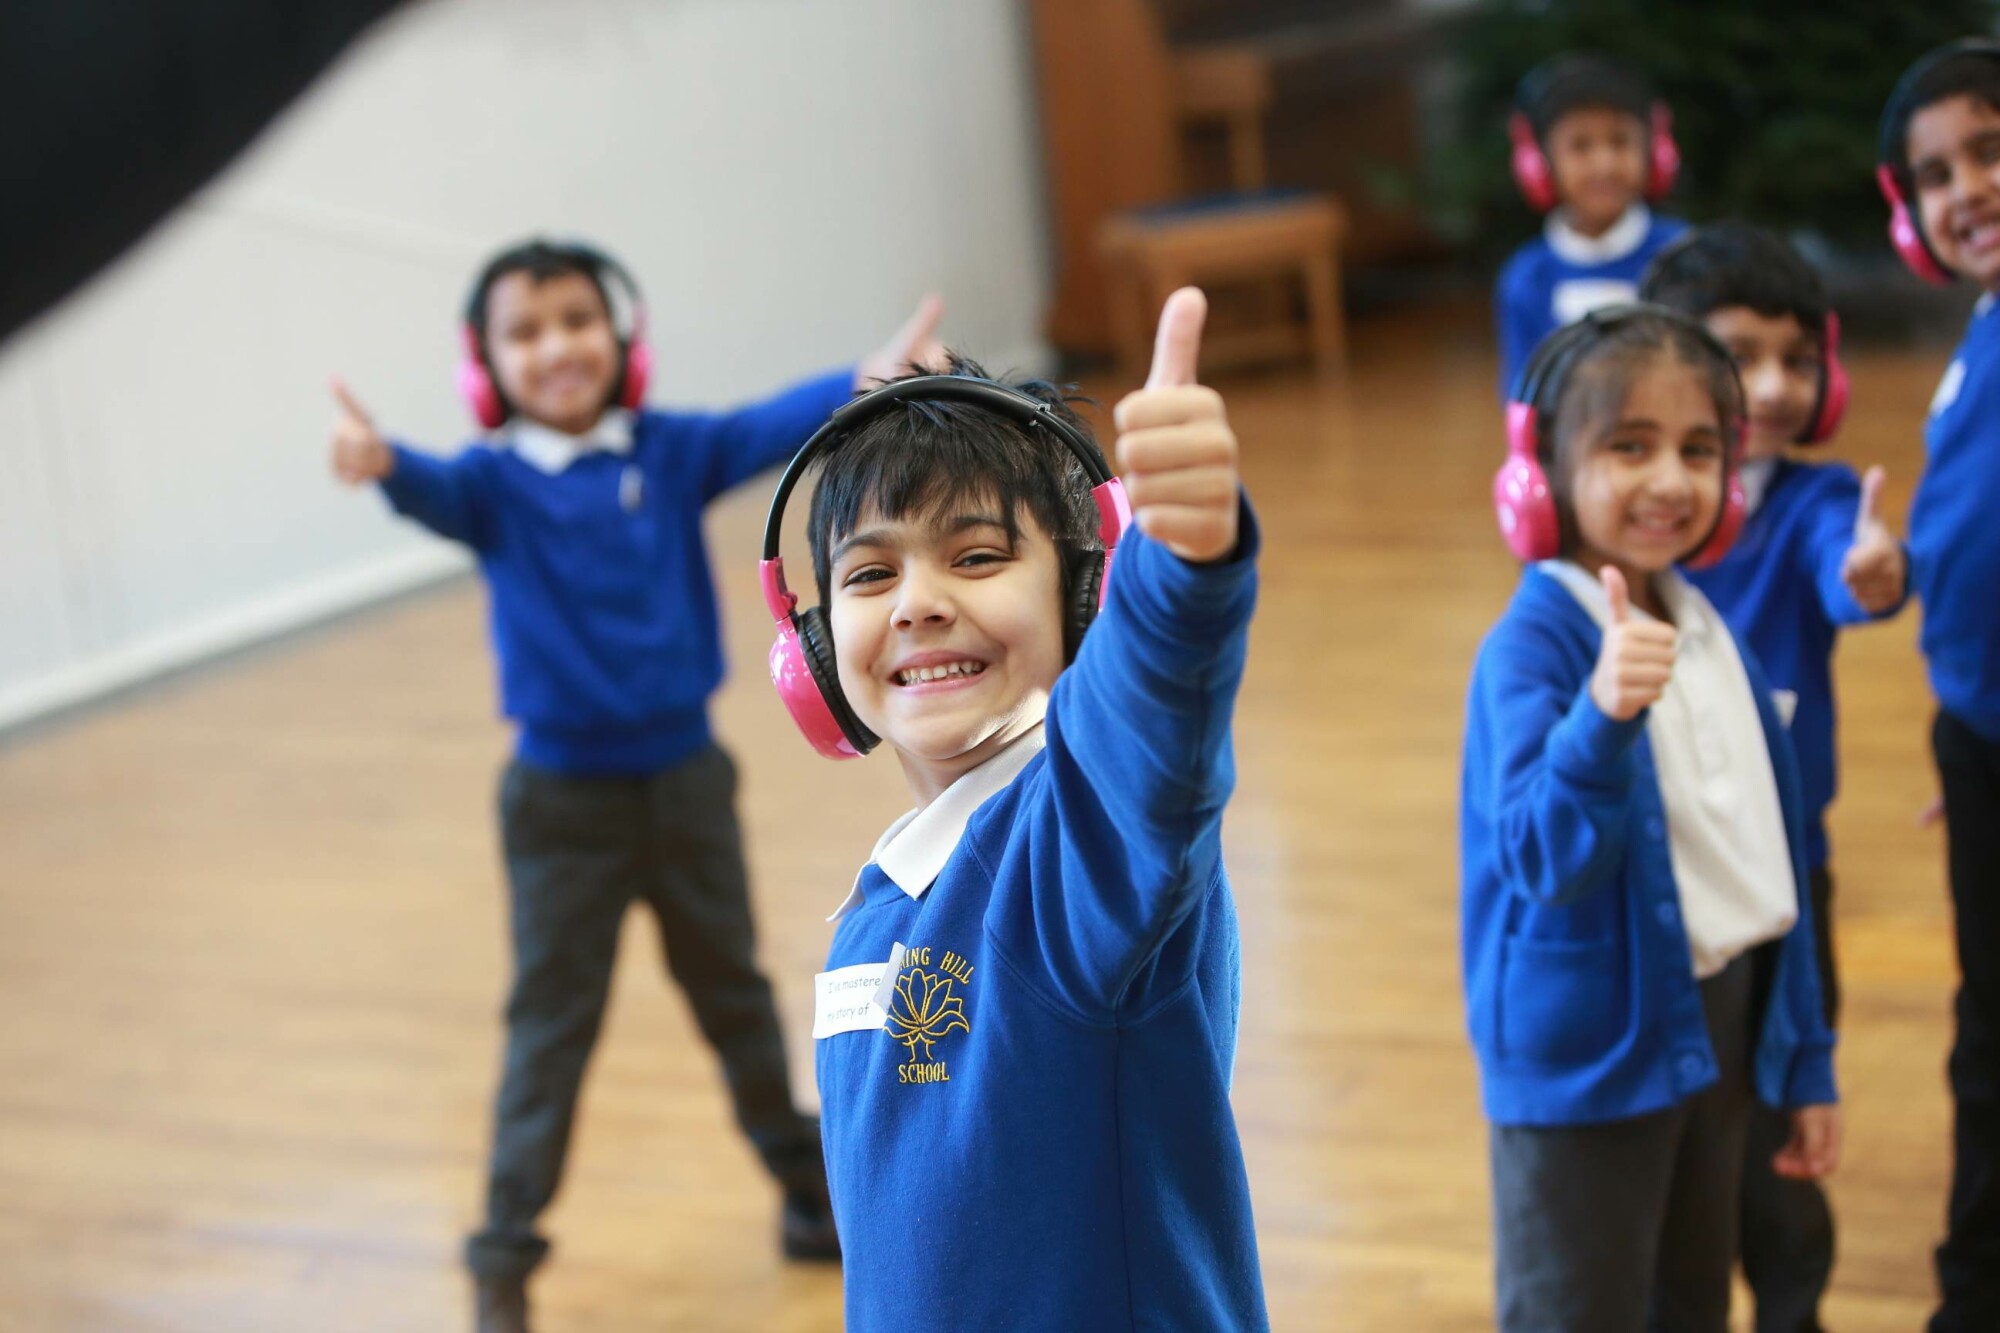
[1799,311,1850,445]
[620,336,653,411]
[456,324,507,429]
[1647,103,1681,202]
[760,559,864,760]
[1510,112,1558,213]
[1877,164,1955,285]
[1494,402,1563,561]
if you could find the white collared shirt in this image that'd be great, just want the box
[1545,202,1653,267]
[1540,561,1798,978]
[501,407,636,475]
[1739,455,1779,518]
[826,725,1049,922]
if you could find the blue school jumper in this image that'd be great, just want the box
[1494,205,1687,392]
[1460,566,1838,1127]
[1911,295,2000,742]
[376,369,854,774]
[815,515,1268,1332]
[1688,460,1907,870]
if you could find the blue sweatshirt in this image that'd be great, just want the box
[815,514,1267,1332]
[1688,460,1905,869]
[1460,567,1838,1126]
[1494,205,1687,393]
[378,369,854,774]
[1911,295,2000,742]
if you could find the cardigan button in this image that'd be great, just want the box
[1655,902,1679,927]
[1645,817,1666,840]
[1677,1053,1707,1081]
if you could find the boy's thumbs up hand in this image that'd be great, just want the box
[1841,464,1907,614]
[856,294,948,389]
[329,377,394,485]
[1112,288,1240,563]
[1590,565,1677,722]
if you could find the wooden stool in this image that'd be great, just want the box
[1098,193,1348,382]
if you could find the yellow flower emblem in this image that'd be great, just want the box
[883,968,970,1061]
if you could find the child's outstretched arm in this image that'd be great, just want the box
[984,289,1257,1018]
[328,377,489,548]
[689,295,949,501]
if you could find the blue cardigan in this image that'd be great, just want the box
[378,369,854,774]
[1460,566,1838,1126]
[817,512,1267,1332]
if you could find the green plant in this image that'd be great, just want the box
[1429,0,2000,261]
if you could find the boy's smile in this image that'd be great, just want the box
[1546,106,1648,237]
[1704,306,1820,459]
[484,270,623,434]
[829,499,1067,805]
[1909,93,2000,290]
[1565,356,1726,611]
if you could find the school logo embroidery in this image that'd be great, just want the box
[884,947,974,1085]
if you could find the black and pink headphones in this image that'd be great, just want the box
[758,376,1131,760]
[1639,230,1850,446]
[1496,304,1747,567]
[1875,39,2000,286]
[1509,55,1680,214]
[456,242,654,429]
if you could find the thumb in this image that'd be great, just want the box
[889,293,945,357]
[1145,287,1207,390]
[1600,565,1631,624]
[1857,464,1886,536]
[330,376,375,429]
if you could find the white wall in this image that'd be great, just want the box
[0,0,1052,730]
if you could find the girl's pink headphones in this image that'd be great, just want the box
[757,376,1131,760]
[456,242,653,429]
[1509,56,1680,214]
[1496,304,1747,568]
[1875,40,2000,286]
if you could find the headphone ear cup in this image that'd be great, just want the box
[1509,112,1557,213]
[1494,403,1561,561]
[456,326,508,429]
[620,337,653,411]
[1878,166,1956,284]
[1801,315,1851,445]
[797,605,877,756]
[1647,103,1681,201]
[1064,549,1106,662]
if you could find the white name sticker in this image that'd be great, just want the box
[815,961,892,1039]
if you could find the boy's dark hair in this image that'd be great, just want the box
[1519,52,1653,140]
[1883,44,2000,180]
[804,354,1105,605]
[1543,311,1744,556]
[464,237,619,337]
[1639,222,1829,339]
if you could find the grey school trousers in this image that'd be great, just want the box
[1490,951,1755,1333]
[464,744,820,1280]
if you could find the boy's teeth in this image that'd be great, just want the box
[898,661,985,685]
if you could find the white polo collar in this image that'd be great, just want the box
[1538,558,1711,645]
[502,408,635,475]
[1545,203,1651,267]
[826,724,1048,922]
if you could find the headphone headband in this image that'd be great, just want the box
[759,374,1114,564]
[1878,38,2000,173]
[1512,302,1746,442]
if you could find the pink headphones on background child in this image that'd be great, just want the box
[1496,304,1747,568]
[456,241,654,429]
[1509,55,1680,214]
[758,376,1131,760]
[1875,39,2000,286]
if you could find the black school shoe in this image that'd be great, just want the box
[781,1179,841,1262]
[473,1275,530,1333]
